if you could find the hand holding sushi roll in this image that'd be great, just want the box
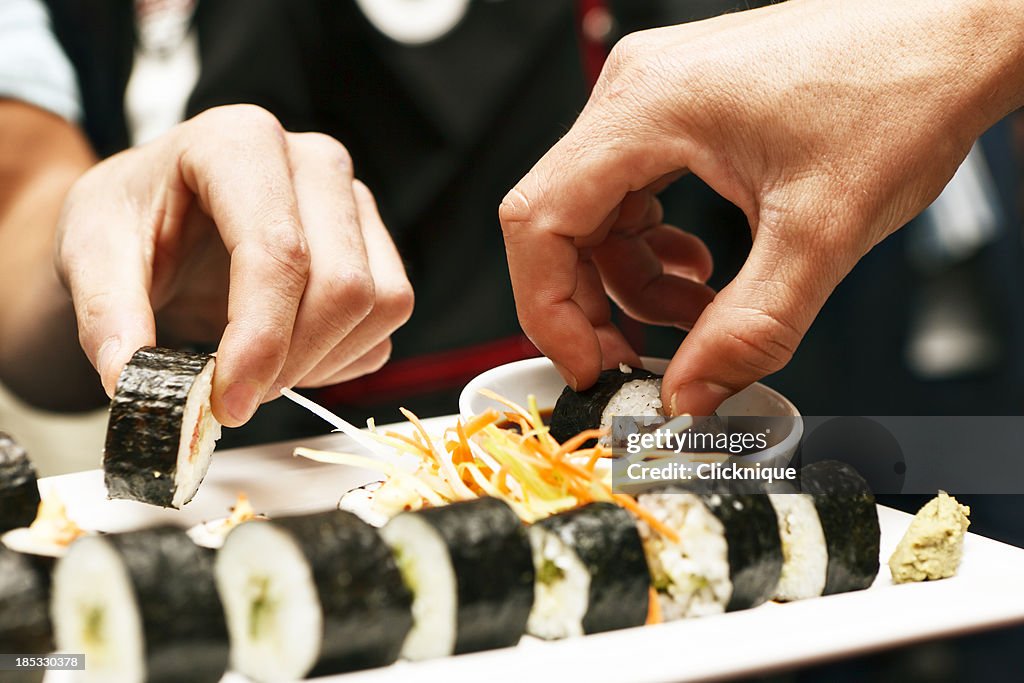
[54,105,414,426]
[501,0,1024,416]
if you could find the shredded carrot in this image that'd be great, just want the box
[613,493,680,544]
[453,422,473,468]
[384,430,435,459]
[462,409,501,437]
[400,407,438,454]
[581,449,604,471]
[646,586,662,625]
[552,429,607,459]
[285,388,678,537]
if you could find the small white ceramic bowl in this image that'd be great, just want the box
[459,357,803,465]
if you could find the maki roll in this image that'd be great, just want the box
[52,526,229,683]
[0,548,52,683]
[215,509,412,681]
[527,502,649,639]
[636,484,782,619]
[549,366,662,444]
[381,497,534,660]
[766,485,829,601]
[0,432,40,533]
[0,535,58,603]
[800,460,881,593]
[104,347,221,508]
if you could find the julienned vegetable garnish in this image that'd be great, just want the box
[280,387,679,540]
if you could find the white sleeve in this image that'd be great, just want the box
[0,0,82,122]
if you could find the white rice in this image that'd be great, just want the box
[526,526,590,640]
[601,377,663,445]
[380,513,457,660]
[635,491,732,620]
[215,522,322,682]
[52,537,145,683]
[767,493,828,601]
[172,359,221,508]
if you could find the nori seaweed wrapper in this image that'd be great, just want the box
[415,497,534,654]
[0,432,40,533]
[270,510,412,674]
[700,488,783,611]
[103,347,213,507]
[536,502,650,633]
[107,527,228,683]
[647,482,783,611]
[549,368,660,444]
[0,547,52,671]
[800,460,881,593]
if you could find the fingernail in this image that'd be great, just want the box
[552,362,578,391]
[97,336,121,396]
[670,381,732,417]
[223,381,262,425]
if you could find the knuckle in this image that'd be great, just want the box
[258,221,310,287]
[244,325,293,367]
[208,104,284,139]
[724,306,802,376]
[498,187,534,234]
[378,280,415,326]
[365,339,393,373]
[295,133,353,174]
[352,179,382,215]
[352,178,374,202]
[604,31,648,76]
[74,290,115,341]
[322,271,375,323]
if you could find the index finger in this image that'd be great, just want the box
[499,116,683,388]
[177,106,310,426]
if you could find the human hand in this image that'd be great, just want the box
[501,0,1024,415]
[56,105,414,426]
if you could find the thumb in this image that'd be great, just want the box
[661,233,841,416]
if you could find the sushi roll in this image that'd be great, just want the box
[636,484,782,619]
[0,548,52,655]
[0,534,58,602]
[104,346,221,508]
[800,460,881,593]
[766,485,829,601]
[527,502,649,639]
[381,497,534,660]
[549,366,663,444]
[0,432,40,533]
[215,509,412,681]
[51,526,229,683]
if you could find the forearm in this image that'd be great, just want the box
[0,101,103,411]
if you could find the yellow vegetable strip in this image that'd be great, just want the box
[400,408,477,500]
[552,429,608,459]
[384,431,436,461]
[477,388,532,419]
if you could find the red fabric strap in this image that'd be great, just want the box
[315,335,541,404]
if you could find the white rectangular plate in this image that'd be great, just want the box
[41,416,1024,683]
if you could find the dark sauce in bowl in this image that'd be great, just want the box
[495,408,554,433]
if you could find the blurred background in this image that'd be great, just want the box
[5,0,1021,469]
[2,1,1024,680]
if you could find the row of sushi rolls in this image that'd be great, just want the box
[0,348,972,683]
